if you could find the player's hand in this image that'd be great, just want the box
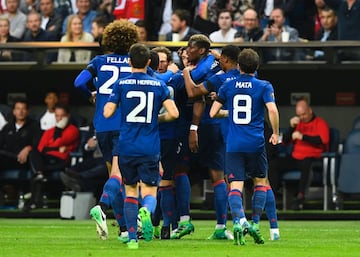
[290,116,300,127]
[189,130,199,153]
[209,49,221,60]
[17,147,30,164]
[89,91,97,104]
[167,63,179,73]
[269,133,279,145]
[59,146,67,153]
[87,137,97,148]
[292,131,303,140]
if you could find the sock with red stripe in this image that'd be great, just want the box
[159,185,176,227]
[265,186,278,229]
[124,197,139,241]
[228,189,245,224]
[213,180,228,225]
[252,185,267,224]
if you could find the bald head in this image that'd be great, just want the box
[296,99,313,123]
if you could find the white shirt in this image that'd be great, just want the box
[0,112,7,131]
[159,0,172,36]
[209,28,238,42]
[41,16,50,30]
[40,110,56,130]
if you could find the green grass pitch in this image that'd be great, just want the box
[1,219,359,257]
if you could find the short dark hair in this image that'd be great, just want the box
[134,19,146,28]
[221,45,240,63]
[149,50,160,70]
[217,9,233,21]
[238,48,259,74]
[54,103,70,114]
[129,43,150,68]
[12,97,28,110]
[152,46,173,62]
[173,9,191,26]
[92,16,109,29]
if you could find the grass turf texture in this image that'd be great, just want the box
[1,219,359,257]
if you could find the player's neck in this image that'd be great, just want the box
[131,67,147,73]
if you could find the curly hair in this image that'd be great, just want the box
[102,19,139,54]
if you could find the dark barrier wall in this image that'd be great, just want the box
[1,66,358,107]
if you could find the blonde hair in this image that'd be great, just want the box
[64,15,84,42]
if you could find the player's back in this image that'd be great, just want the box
[116,72,170,156]
[89,53,131,132]
[220,74,275,153]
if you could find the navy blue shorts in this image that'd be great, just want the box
[96,130,119,163]
[160,139,177,180]
[226,148,268,183]
[198,123,225,171]
[119,154,161,186]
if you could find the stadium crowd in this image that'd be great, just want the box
[0,0,359,62]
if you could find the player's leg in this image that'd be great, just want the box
[138,155,162,242]
[264,179,280,240]
[158,140,177,239]
[226,153,247,245]
[198,124,231,240]
[170,138,194,239]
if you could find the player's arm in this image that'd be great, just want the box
[209,100,224,118]
[158,99,179,122]
[266,102,280,145]
[103,102,117,118]
[74,68,95,99]
[188,97,205,153]
[183,67,209,98]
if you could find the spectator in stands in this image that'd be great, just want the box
[134,19,148,42]
[253,0,292,28]
[260,7,301,62]
[37,89,59,132]
[24,103,79,211]
[209,9,237,42]
[165,9,200,41]
[0,97,41,172]
[234,7,263,42]
[325,0,360,61]
[306,6,338,61]
[91,15,107,43]
[59,129,107,199]
[2,0,27,39]
[95,0,114,24]
[39,0,64,40]
[57,14,94,63]
[268,97,329,210]
[22,11,58,62]
[313,0,327,39]
[61,0,97,35]
[19,0,37,14]
[0,16,23,61]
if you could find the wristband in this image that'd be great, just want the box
[190,124,198,131]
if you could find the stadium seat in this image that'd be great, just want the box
[352,116,360,129]
[337,129,360,198]
[281,127,340,210]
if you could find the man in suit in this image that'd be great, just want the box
[165,9,201,41]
